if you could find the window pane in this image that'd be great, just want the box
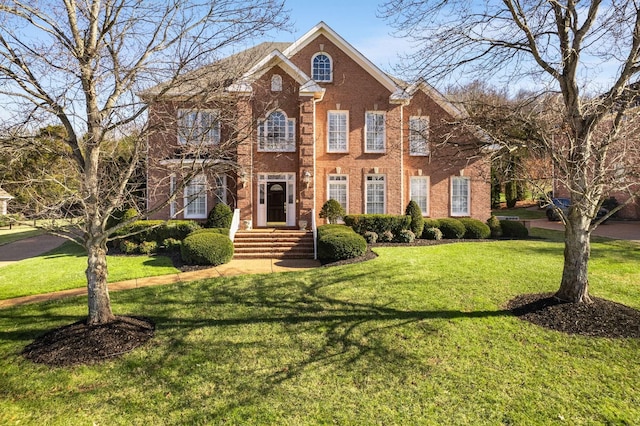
[410,116,429,155]
[451,177,469,216]
[410,177,428,213]
[178,110,220,145]
[313,54,331,81]
[258,111,295,151]
[366,112,385,152]
[366,175,385,214]
[328,175,348,212]
[328,112,348,151]
[185,175,207,218]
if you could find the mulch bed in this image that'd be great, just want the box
[22,316,154,367]
[507,293,640,338]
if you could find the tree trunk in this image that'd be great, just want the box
[86,241,115,324]
[555,216,592,303]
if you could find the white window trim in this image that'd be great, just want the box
[365,111,386,153]
[311,52,333,82]
[177,109,221,145]
[327,174,349,214]
[257,110,296,152]
[410,176,430,217]
[365,174,386,214]
[213,175,227,206]
[327,110,349,153]
[169,174,177,218]
[184,174,207,219]
[451,176,470,217]
[409,115,430,156]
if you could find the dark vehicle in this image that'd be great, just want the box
[546,197,609,222]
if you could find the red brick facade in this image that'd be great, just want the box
[146,23,491,227]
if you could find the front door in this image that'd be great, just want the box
[267,182,286,223]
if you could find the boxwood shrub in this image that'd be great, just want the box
[317,224,367,261]
[395,229,416,243]
[113,220,200,244]
[486,215,502,238]
[500,220,529,239]
[458,218,491,239]
[422,227,443,240]
[423,218,440,230]
[343,214,411,236]
[181,232,234,265]
[438,218,466,239]
[206,203,233,229]
[405,201,425,238]
[188,227,229,236]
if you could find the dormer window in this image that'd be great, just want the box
[312,53,332,82]
[271,74,282,91]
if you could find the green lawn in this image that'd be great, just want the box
[492,206,547,219]
[0,241,179,299]
[1,237,638,424]
[0,227,44,246]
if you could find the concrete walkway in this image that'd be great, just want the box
[0,234,66,267]
[0,257,320,309]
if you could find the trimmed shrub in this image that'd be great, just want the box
[206,203,233,229]
[379,230,394,242]
[363,231,378,244]
[319,199,346,224]
[138,240,158,255]
[486,215,502,238]
[458,218,491,239]
[423,218,440,230]
[181,232,234,266]
[395,229,416,243]
[438,218,466,239]
[317,225,367,261]
[189,227,229,237]
[119,240,139,254]
[343,214,411,236]
[113,220,200,244]
[161,238,182,252]
[500,220,529,239]
[422,227,443,240]
[405,201,425,238]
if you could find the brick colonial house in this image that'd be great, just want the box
[145,22,491,230]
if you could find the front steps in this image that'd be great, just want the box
[233,229,315,259]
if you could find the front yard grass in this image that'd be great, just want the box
[0,241,179,300]
[0,237,638,424]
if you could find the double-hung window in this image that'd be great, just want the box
[365,111,385,153]
[451,176,470,216]
[409,116,429,156]
[177,109,220,145]
[410,176,429,215]
[365,175,385,214]
[327,175,348,213]
[184,174,207,219]
[213,175,227,205]
[312,53,332,82]
[258,111,295,152]
[327,111,348,152]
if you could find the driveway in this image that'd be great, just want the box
[0,234,66,267]
[531,219,640,242]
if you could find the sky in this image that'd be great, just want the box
[266,0,409,74]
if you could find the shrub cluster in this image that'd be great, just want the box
[437,218,466,239]
[422,227,443,240]
[486,216,502,238]
[317,224,367,261]
[111,219,201,253]
[181,232,234,265]
[319,199,346,224]
[396,229,416,243]
[363,231,378,244]
[499,220,529,238]
[206,203,233,229]
[344,214,411,237]
[458,218,491,239]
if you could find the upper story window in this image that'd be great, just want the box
[271,74,282,92]
[312,53,332,82]
[365,111,386,153]
[327,111,348,152]
[409,116,430,156]
[258,110,295,152]
[177,109,220,145]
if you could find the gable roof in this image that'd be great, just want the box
[283,22,408,102]
[227,49,324,98]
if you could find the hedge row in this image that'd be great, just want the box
[343,214,411,236]
[317,224,367,261]
[112,220,201,244]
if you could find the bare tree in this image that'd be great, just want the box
[0,0,288,324]
[381,0,640,303]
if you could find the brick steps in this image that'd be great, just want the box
[233,230,315,259]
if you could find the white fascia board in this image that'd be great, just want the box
[283,22,400,95]
[407,79,469,119]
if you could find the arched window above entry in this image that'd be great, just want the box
[257,110,296,152]
[312,53,332,82]
[271,74,282,91]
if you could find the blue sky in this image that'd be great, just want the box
[268,0,409,73]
